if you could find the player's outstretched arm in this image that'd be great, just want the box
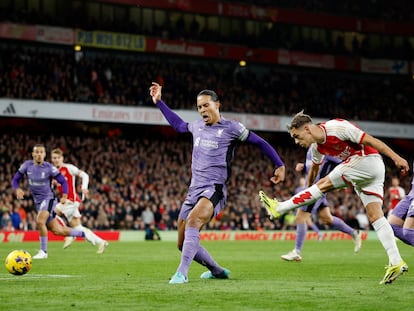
[307,162,320,185]
[149,82,188,133]
[246,131,285,184]
[79,170,90,200]
[12,171,24,199]
[362,134,409,175]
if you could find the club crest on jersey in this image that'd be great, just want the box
[337,147,352,160]
[216,129,224,137]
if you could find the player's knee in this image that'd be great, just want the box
[318,214,332,225]
[48,222,65,235]
[49,226,63,235]
[186,217,206,229]
[316,177,334,192]
[36,219,46,229]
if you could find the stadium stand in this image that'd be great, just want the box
[1,43,413,123]
[0,124,410,232]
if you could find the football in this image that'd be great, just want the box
[5,250,33,275]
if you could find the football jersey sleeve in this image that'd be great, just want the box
[310,143,324,165]
[334,119,365,144]
[50,163,61,177]
[234,121,249,141]
[17,160,30,174]
[65,163,81,176]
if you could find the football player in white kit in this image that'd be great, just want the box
[51,148,108,254]
[260,111,409,285]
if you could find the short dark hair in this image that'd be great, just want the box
[33,144,45,151]
[197,90,220,102]
[287,110,313,131]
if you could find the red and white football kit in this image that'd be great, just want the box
[55,163,89,221]
[388,186,406,210]
[310,119,385,206]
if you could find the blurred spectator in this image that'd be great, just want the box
[145,223,161,240]
[386,176,406,217]
[10,206,21,230]
[142,205,155,237]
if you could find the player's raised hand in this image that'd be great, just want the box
[149,82,162,104]
[271,166,285,184]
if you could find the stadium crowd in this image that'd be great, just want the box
[1,1,413,59]
[0,129,407,233]
[1,44,413,124]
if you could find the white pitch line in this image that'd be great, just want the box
[0,273,79,280]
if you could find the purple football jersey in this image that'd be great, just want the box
[391,161,414,219]
[299,147,341,213]
[411,161,414,192]
[17,160,60,203]
[305,147,341,182]
[187,117,249,187]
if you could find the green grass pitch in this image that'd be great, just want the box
[0,239,412,311]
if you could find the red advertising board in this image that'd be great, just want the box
[199,231,368,241]
[36,25,74,45]
[145,37,279,64]
[0,230,368,242]
[0,23,37,41]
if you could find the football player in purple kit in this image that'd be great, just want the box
[12,144,93,259]
[150,82,286,284]
[388,161,414,247]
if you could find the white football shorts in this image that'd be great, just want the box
[328,154,385,206]
[54,200,81,222]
